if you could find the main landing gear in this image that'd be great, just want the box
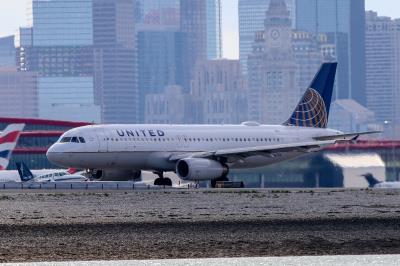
[154,172,173,186]
[211,176,229,188]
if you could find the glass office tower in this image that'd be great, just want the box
[18,0,138,123]
[32,0,93,46]
[295,0,366,106]
[136,0,180,26]
[137,29,185,122]
[26,0,100,122]
[92,0,137,124]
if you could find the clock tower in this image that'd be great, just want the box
[264,0,292,50]
[247,0,298,124]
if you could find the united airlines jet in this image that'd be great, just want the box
[47,63,378,187]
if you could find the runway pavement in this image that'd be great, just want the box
[5,255,400,266]
[0,189,399,262]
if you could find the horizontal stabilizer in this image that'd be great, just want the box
[313,131,381,142]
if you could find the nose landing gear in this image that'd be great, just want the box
[154,172,173,187]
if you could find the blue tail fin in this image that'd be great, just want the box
[284,63,337,128]
[16,162,35,182]
[362,173,380,188]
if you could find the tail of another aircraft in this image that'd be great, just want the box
[16,162,35,182]
[0,124,25,170]
[284,63,337,128]
[362,173,381,188]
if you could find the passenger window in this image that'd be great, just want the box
[79,137,85,143]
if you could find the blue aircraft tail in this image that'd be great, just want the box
[16,162,35,182]
[362,173,381,188]
[284,62,337,128]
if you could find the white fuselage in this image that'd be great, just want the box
[47,124,341,173]
[32,171,88,182]
[0,169,71,182]
[374,182,400,189]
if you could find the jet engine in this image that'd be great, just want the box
[176,158,228,181]
[89,169,142,181]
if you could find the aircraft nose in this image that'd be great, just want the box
[46,145,63,166]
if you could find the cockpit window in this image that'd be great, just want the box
[60,136,86,143]
[60,137,72,143]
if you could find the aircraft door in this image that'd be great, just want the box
[96,129,108,152]
[176,135,189,149]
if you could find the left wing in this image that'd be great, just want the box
[169,140,335,162]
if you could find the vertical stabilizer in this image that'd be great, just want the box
[0,124,25,170]
[362,173,381,188]
[16,162,35,182]
[284,63,337,128]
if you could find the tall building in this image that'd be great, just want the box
[179,0,222,92]
[295,0,366,106]
[0,68,38,118]
[292,32,335,94]
[17,0,138,123]
[365,11,400,136]
[136,0,180,26]
[191,59,248,124]
[0,36,16,67]
[92,0,138,124]
[238,0,295,75]
[145,85,190,124]
[137,27,185,122]
[248,0,297,124]
[247,0,333,124]
[17,0,100,123]
[205,0,223,60]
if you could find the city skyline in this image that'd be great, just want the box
[0,0,399,59]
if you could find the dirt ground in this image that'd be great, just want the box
[0,189,399,262]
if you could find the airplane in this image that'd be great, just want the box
[16,162,88,182]
[46,63,379,187]
[0,123,25,171]
[362,173,400,188]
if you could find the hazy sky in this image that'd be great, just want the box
[1,0,400,59]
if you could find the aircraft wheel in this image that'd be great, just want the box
[211,176,229,188]
[164,178,172,187]
[154,177,163,186]
[154,177,172,186]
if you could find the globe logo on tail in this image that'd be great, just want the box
[285,88,328,128]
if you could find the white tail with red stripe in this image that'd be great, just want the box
[0,124,25,170]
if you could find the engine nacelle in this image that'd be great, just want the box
[176,158,228,181]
